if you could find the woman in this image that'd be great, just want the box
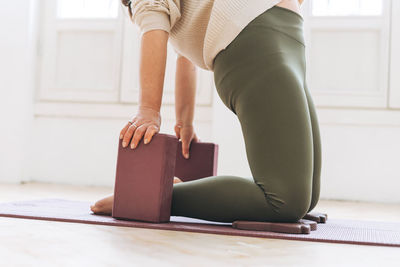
[91,0,322,223]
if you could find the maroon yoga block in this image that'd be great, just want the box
[112,132,220,223]
[232,220,313,234]
[112,133,178,223]
[174,141,219,182]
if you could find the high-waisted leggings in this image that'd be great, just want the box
[170,5,322,223]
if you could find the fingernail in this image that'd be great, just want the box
[131,143,136,149]
[144,139,148,144]
[119,134,123,139]
[122,141,127,147]
[184,153,189,159]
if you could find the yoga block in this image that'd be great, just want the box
[232,220,312,234]
[299,219,318,231]
[303,212,328,223]
[174,141,219,182]
[112,133,178,223]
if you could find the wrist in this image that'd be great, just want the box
[175,119,193,127]
[139,104,160,113]
[176,107,194,124]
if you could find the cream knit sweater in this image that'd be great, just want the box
[130,0,282,71]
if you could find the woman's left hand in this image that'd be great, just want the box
[174,123,200,159]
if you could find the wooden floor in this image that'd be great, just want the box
[0,182,399,266]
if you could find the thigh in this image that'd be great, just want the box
[234,60,314,217]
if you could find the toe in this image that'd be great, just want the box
[95,200,105,208]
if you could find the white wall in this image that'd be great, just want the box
[0,0,35,183]
[319,124,400,203]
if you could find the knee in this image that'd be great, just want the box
[278,206,308,222]
[256,177,312,222]
[277,194,311,222]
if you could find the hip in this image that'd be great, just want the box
[213,5,306,86]
[212,5,307,112]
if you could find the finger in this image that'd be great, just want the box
[120,118,137,139]
[143,125,159,144]
[174,124,181,140]
[130,123,147,149]
[120,124,131,140]
[122,123,138,147]
[182,138,190,159]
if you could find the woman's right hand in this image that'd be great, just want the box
[120,106,161,149]
[174,123,200,159]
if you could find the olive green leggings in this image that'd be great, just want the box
[171,6,322,223]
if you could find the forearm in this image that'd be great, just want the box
[175,56,197,125]
[138,30,169,112]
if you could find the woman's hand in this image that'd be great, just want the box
[120,106,161,149]
[174,123,199,159]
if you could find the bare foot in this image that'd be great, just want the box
[173,177,183,184]
[90,194,114,215]
[90,177,183,215]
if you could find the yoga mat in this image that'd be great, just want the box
[0,198,399,248]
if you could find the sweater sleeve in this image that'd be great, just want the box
[130,0,181,34]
